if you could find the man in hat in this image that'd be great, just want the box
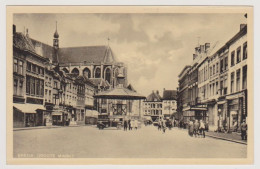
[241,119,247,140]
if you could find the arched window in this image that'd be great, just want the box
[105,68,111,84]
[62,68,69,74]
[83,67,91,78]
[95,67,101,78]
[71,68,79,76]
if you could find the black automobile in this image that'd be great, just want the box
[97,114,110,129]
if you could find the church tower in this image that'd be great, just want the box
[53,21,59,64]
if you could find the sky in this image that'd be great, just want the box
[13,13,247,96]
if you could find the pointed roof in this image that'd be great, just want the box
[127,84,136,92]
[54,21,59,38]
[13,32,35,52]
[162,90,177,100]
[146,91,162,102]
[58,45,117,64]
[89,78,110,88]
[94,85,145,100]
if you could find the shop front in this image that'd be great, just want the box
[13,103,45,127]
[226,90,247,132]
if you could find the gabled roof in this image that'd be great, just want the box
[13,32,36,52]
[162,90,177,100]
[146,91,162,102]
[58,46,116,64]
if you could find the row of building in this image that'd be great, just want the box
[177,24,248,132]
[143,89,177,121]
[13,24,128,128]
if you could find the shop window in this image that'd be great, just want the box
[13,59,18,73]
[231,51,235,66]
[236,69,241,92]
[237,46,241,63]
[243,42,247,60]
[242,65,247,89]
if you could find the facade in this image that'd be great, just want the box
[162,89,177,118]
[177,65,191,121]
[177,24,248,132]
[13,23,120,127]
[143,90,163,121]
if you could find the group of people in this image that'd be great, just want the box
[123,119,139,131]
[188,119,206,138]
[157,119,167,133]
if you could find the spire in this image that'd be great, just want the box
[107,37,110,46]
[54,21,59,38]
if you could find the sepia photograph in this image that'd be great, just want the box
[6,6,253,165]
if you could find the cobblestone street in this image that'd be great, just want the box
[13,125,247,158]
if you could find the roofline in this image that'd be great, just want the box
[226,25,247,46]
[178,65,191,78]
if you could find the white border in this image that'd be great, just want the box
[1,0,259,169]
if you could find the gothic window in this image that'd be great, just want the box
[72,68,79,76]
[95,67,101,78]
[105,68,111,84]
[83,68,91,78]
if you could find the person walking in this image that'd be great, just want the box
[188,120,194,137]
[134,119,138,130]
[128,119,132,130]
[158,119,161,131]
[193,120,199,137]
[241,119,247,140]
[199,120,205,138]
[123,120,128,131]
[131,119,134,130]
[162,119,166,133]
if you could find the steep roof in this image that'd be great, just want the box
[162,90,177,100]
[30,38,54,60]
[58,46,116,64]
[146,91,162,102]
[13,32,36,52]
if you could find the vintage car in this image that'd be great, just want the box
[97,114,110,129]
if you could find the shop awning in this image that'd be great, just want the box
[190,107,207,111]
[13,103,45,114]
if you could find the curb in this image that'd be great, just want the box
[13,125,83,131]
[206,134,247,145]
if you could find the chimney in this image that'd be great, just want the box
[205,43,210,52]
[200,45,205,53]
[156,90,159,95]
[193,54,197,60]
[163,88,165,91]
[13,24,16,34]
[240,24,247,31]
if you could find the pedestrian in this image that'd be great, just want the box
[193,120,199,137]
[162,119,166,133]
[241,119,247,140]
[188,120,194,137]
[128,119,131,130]
[158,119,161,131]
[123,120,128,131]
[199,120,205,138]
[134,119,138,130]
[130,119,134,130]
